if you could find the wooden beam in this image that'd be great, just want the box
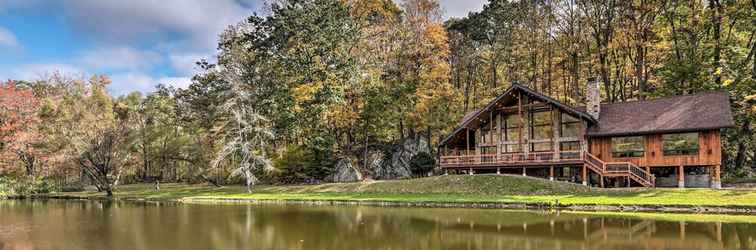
[582,165,588,186]
[549,166,554,181]
[466,128,470,156]
[678,165,685,188]
[711,164,721,188]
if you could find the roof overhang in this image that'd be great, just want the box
[439,83,596,147]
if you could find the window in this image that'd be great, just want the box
[560,141,581,159]
[480,128,490,144]
[504,115,521,142]
[663,133,699,156]
[480,146,497,155]
[611,136,645,158]
[561,113,581,138]
[504,144,522,153]
[530,111,552,140]
[480,115,498,144]
[560,141,580,151]
[531,142,553,152]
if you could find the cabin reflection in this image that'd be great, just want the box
[433,214,753,250]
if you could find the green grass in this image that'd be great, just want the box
[42,175,756,207]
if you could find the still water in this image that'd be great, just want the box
[0,200,754,250]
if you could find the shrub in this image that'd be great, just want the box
[272,144,334,184]
[1,177,58,196]
[409,152,436,177]
[59,183,86,192]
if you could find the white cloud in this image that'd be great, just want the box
[62,0,254,49]
[109,73,193,96]
[0,26,19,48]
[439,0,486,19]
[169,52,211,75]
[157,76,192,89]
[0,63,85,81]
[78,47,163,71]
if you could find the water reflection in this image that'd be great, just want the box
[0,200,754,250]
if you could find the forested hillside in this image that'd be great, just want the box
[1,0,754,195]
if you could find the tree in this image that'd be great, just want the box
[0,81,42,176]
[39,76,135,196]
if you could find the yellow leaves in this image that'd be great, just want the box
[744,94,756,102]
[713,67,722,76]
[723,79,734,87]
[292,83,321,113]
[752,106,756,114]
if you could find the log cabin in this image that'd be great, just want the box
[438,81,734,188]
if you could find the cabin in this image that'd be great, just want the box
[438,81,734,188]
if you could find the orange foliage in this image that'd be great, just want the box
[0,80,41,172]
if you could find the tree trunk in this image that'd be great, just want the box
[710,0,722,86]
[735,120,751,171]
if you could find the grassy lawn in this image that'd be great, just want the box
[44,175,756,207]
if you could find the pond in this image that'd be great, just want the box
[0,200,754,250]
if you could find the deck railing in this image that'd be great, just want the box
[439,151,583,167]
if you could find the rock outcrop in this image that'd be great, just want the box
[331,158,363,183]
[370,136,432,180]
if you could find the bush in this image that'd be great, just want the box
[272,144,334,184]
[410,152,436,177]
[59,183,86,192]
[1,177,58,196]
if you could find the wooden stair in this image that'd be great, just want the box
[584,152,656,187]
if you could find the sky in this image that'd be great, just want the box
[0,0,486,96]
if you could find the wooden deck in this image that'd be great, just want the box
[439,151,584,168]
[440,151,656,187]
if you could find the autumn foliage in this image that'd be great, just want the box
[0,81,42,174]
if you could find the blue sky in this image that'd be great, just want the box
[0,0,485,96]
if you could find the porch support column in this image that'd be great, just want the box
[444,170,448,176]
[711,165,722,189]
[469,168,474,176]
[582,165,588,186]
[677,165,685,188]
[466,128,470,156]
[549,166,554,181]
[522,167,527,176]
[496,167,501,175]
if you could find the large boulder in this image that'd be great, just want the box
[372,136,432,180]
[331,158,363,183]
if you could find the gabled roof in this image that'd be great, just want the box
[439,84,595,147]
[585,91,734,137]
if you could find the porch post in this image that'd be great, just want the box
[549,166,554,181]
[582,165,588,186]
[496,167,501,175]
[677,165,685,188]
[522,167,526,176]
[469,168,474,176]
[711,165,722,189]
[466,128,470,155]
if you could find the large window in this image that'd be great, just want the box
[560,141,581,159]
[479,115,497,145]
[480,146,497,155]
[611,136,645,158]
[561,113,581,138]
[503,144,522,153]
[503,115,521,142]
[530,111,552,140]
[480,128,491,144]
[663,133,699,156]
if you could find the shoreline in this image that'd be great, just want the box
[10,192,756,215]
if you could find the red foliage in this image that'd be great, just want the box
[0,80,41,171]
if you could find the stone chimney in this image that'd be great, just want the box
[586,77,601,120]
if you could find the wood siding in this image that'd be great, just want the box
[588,130,722,167]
